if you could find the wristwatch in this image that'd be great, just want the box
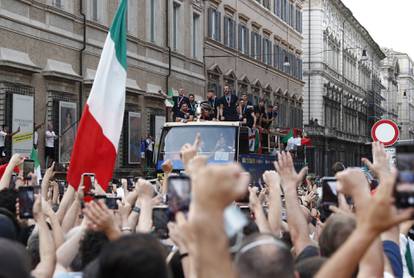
[132,206,141,214]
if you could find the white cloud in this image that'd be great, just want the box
[341,0,414,59]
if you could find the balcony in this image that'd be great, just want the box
[305,125,369,144]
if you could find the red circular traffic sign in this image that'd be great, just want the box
[371,119,399,146]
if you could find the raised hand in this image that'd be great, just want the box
[274,151,308,190]
[9,153,24,167]
[263,170,281,190]
[248,186,260,211]
[336,168,370,197]
[161,160,173,175]
[192,163,249,210]
[361,142,390,179]
[180,133,201,169]
[135,179,154,200]
[83,200,121,241]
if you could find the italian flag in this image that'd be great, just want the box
[67,0,127,190]
[30,148,42,184]
[165,88,174,107]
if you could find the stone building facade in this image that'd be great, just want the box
[302,0,385,176]
[0,0,205,175]
[204,0,305,129]
[381,49,414,140]
[380,48,400,124]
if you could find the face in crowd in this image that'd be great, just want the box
[207,91,215,100]
[178,89,185,96]
[189,94,195,103]
[224,86,230,95]
[181,103,189,112]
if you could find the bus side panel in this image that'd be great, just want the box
[239,154,277,186]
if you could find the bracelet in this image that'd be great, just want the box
[121,227,132,232]
[132,206,141,214]
[179,252,189,260]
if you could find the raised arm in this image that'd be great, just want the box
[316,169,414,278]
[248,186,271,233]
[55,185,75,224]
[41,162,55,201]
[274,151,312,255]
[42,198,64,249]
[0,154,23,191]
[336,168,384,277]
[263,171,284,236]
[136,179,154,233]
[32,196,56,278]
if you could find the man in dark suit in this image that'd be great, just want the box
[219,86,239,121]
[172,88,190,121]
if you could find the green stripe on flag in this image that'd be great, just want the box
[281,129,293,144]
[109,0,128,70]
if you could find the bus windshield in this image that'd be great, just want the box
[157,126,237,170]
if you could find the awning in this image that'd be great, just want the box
[42,59,81,81]
[0,47,41,73]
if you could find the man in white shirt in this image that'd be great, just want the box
[33,123,43,149]
[45,123,58,165]
[0,125,20,158]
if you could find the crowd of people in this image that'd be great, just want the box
[169,87,278,130]
[0,137,413,278]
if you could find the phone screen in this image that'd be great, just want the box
[23,160,35,180]
[82,174,95,195]
[321,178,338,205]
[127,177,134,191]
[167,175,191,220]
[105,196,121,210]
[18,186,35,219]
[395,144,414,207]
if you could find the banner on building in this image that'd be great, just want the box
[128,112,141,164]
[59,101,77,164]
[12,94,34,156]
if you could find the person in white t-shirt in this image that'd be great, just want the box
[45,123,58,165]
[0,125,20,158]
[33,123,43,150]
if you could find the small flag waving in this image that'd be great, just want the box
[30,148,42,184]
[165,88,174,108]
[67,0,127,190]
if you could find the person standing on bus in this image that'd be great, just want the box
[207,90,218,120]
[0,125,20,158]
[172,89,190,121]
[188,93,197,116]
[219,86,238,121]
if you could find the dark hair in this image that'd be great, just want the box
[80,231,109,269]
[295,257,327,278]
[98,234,168,278]
[319,214,356,257]
[332,162,345,175]
[27,232,40,270]
[189,93,195,98]
[0,238,31,278]
[0,188,18,215]
[235,233,295,278]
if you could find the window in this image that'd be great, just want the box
[53,0,62,8]
[281,0,287,20]
[238,24,249,55]
[278,46,284,70]
[263,38,272,65]
[296,9,302,33]
[286,2,291,26]
[150,0,155,42]
[273,44,280,68]
[263,0,270,10]
[224,17,236,48]
[274,0,281,16]
[251,31,262,60]
[208,8,221,42]
[290,3,295,27]
[172,2,181,50]
[192,13,200,59]
[92,0,98,21]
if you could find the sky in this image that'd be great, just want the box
[341,0,414,59]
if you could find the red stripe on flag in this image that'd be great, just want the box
[67,104,116,191]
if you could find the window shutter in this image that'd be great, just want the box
[238,24,242,51]
[258,35,262,60]
[224,17,228,46]
[246,29,249,54]
[217,12,221,41]
[208,8,213,38]
[251,32,255,58]
[232,20,236,48]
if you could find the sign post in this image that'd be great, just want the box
[371,119,399,147]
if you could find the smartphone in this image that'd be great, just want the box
[23,160,35,180]
[18,186,35,219]
[127,176,134,191]
[82,173,96,196]
[321,177,338,206]
[395,144,414,208]
[105,195,121,210]
[9,173,17,189]
[167,175,191,220]
[57,181,66,197]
